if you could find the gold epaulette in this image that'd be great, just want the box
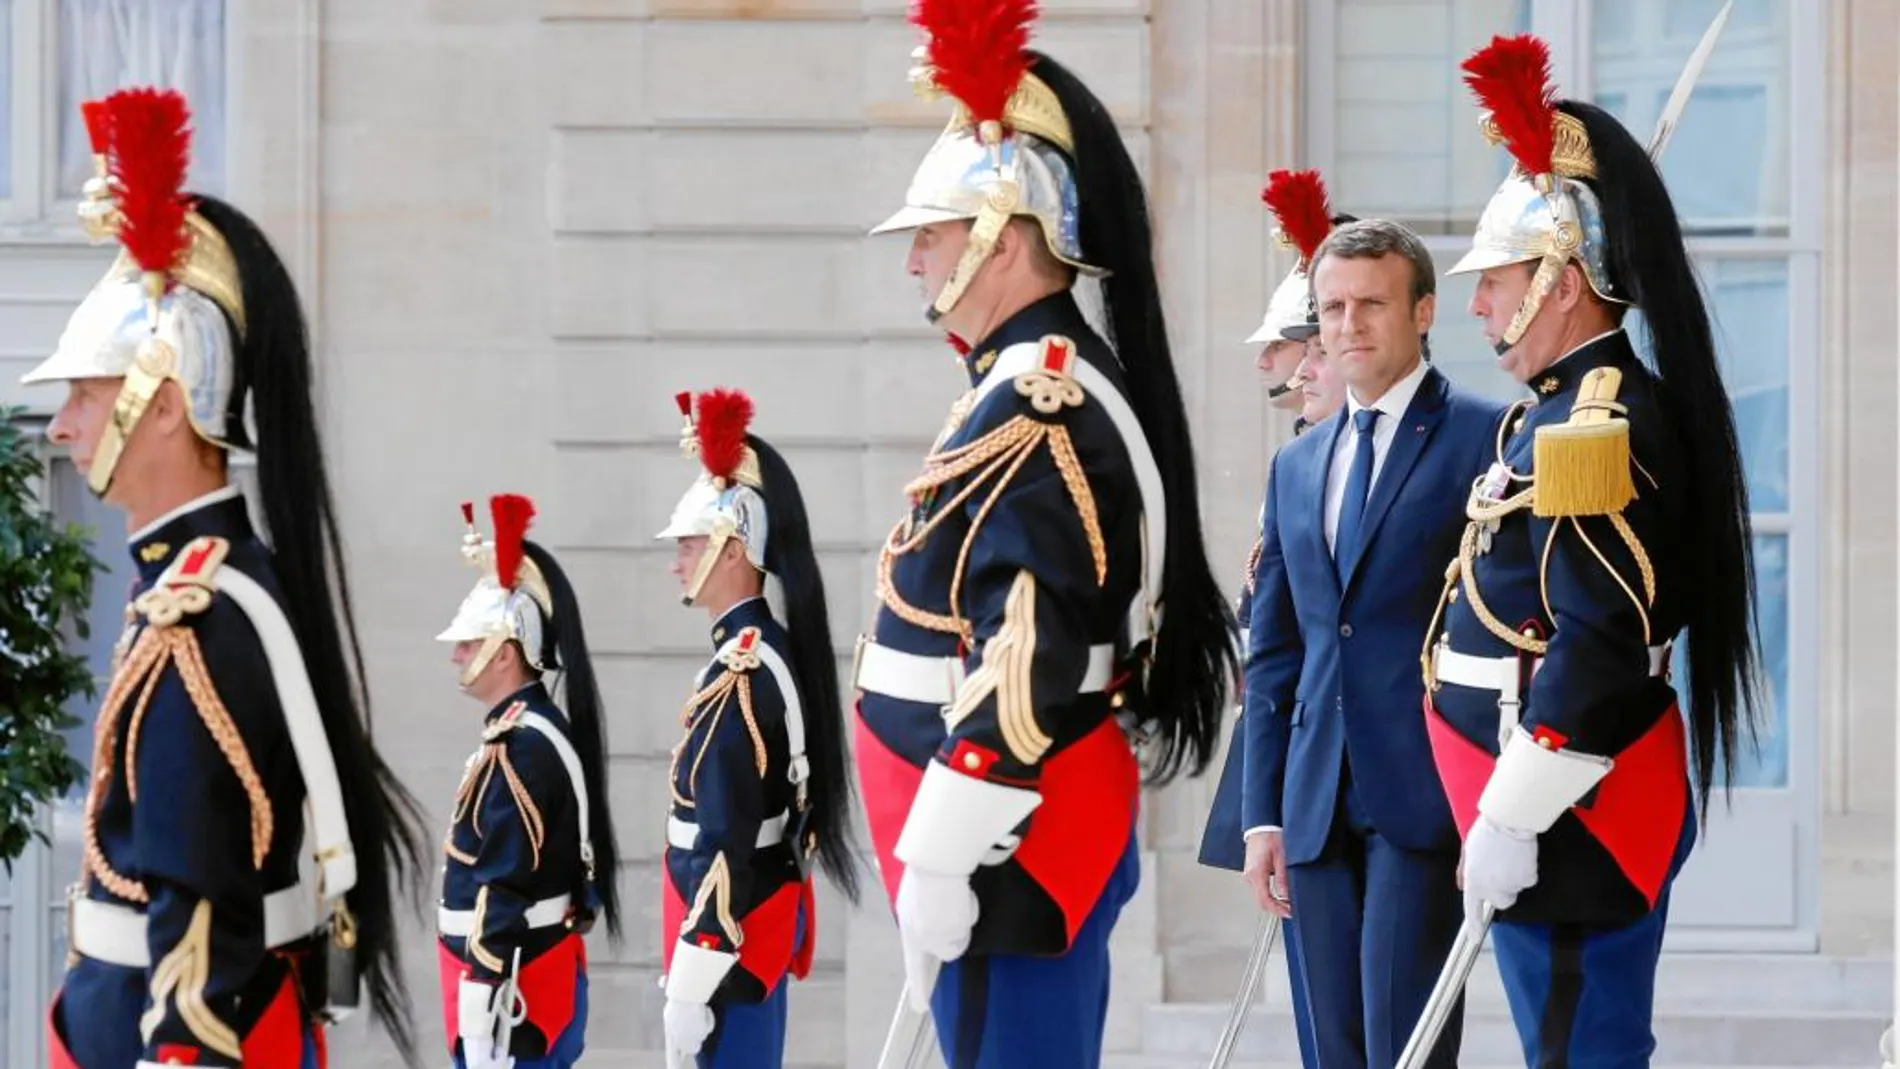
[1533,367,1637,518]
[132,536,228,627]
[720,627,764,673]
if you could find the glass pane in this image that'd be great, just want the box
[1666,534,1788,789]
[0,0,12,200]
[1328,0,1532,235]
[1593,0,1790,236]
[56,0,227,198]
[1625,257,1789,512]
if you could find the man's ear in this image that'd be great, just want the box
[145,379,193,439]
[1555,261,1589,313]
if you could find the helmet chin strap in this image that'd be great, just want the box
[88,326,180,497]
[1495,184,1583,358]
[459,632,509,690]
[680,516,738,607]
[927,141,1021,326]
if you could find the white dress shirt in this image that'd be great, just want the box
[1323,357,1430,556]
[1242,356,1429,844]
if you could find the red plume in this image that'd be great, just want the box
[104,88,193,277]
[490,494,535,590]
[694,388,755,485]
[674,391,693,420]
[459,501,475,526]
[912,0,1038,129]
[1461,34,1557,178]
[81,100,112,155]
[1261,169,1334,265]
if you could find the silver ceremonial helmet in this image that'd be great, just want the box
[870,50,1106,321]
[19,88,250,496]
[437,496,555,690]
[1445,108,1621,354]
[656,390,769,606]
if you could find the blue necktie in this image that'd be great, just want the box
[1335,407,1380,581]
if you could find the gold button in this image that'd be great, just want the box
[1538,736,1554,749]
[962,752,981,771]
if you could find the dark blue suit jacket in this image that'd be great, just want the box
[1240,365,1504,864]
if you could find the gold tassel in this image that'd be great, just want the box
[1533,367,1637,518]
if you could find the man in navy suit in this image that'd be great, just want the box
[1240,218,1504,1069]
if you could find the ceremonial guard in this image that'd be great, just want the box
[858,1,1237,1063]
[435,495,622,1068]
[30,89,423,1067]
[1196,169,1354,1069]
[656,389,861,1067]
[1416,27,1760,1066]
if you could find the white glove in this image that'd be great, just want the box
[895,866,979,1011]
[459,1035,514,1069]
[663,998,716,1068]
[1463,813,1539,922]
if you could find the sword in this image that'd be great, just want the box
[1207,912,1281,1069]
[1393,902,1494,1069]
[876,959,940,1069]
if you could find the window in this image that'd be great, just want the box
[1306,0,1817,791]
[0,0,227,229]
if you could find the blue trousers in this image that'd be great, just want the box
[697,900,810,1067]
[453,966,589,1069]
[1491,809,1697,1068]
[1286,762,1463,1069]
[930,836,1141,1069]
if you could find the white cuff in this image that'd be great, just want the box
[1242,825,1281,840]
[1478,726,1614,833]
[895,760,1042,877]
[665,940,738,1005]
[458,977,500,1042]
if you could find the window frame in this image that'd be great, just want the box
[0,0,236,239]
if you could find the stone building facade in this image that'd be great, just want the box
[0,1,1892,1065]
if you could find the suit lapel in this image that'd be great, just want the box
[1342,367,1449,590]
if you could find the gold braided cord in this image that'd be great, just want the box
[83,627,273,900]
[1457,524,1549,655]
[497,747,547,872]
[1568,517,1652,646]
[1609,513,1658,607]
[1497,399,1536,456]
[121,643,168,804]
[1540,520,1561,623]
[736,676,768,777]
[1045,424,1107,586]
[670,673,740,808]
[138,899,242,1059]
[947,430,1044,643]
[84,628,167,904]
[469,755,499,837]
[1419,557,1462,692]
[170,630,273,869]
[442,839,478,866]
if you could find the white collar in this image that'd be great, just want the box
[1347,357,1429,426]
[128,484,243,545]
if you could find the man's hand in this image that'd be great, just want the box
[663,999,716,1068]
[1462,814,1538,923]
[895,866,978,1010]
[1242,830,1293,919]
